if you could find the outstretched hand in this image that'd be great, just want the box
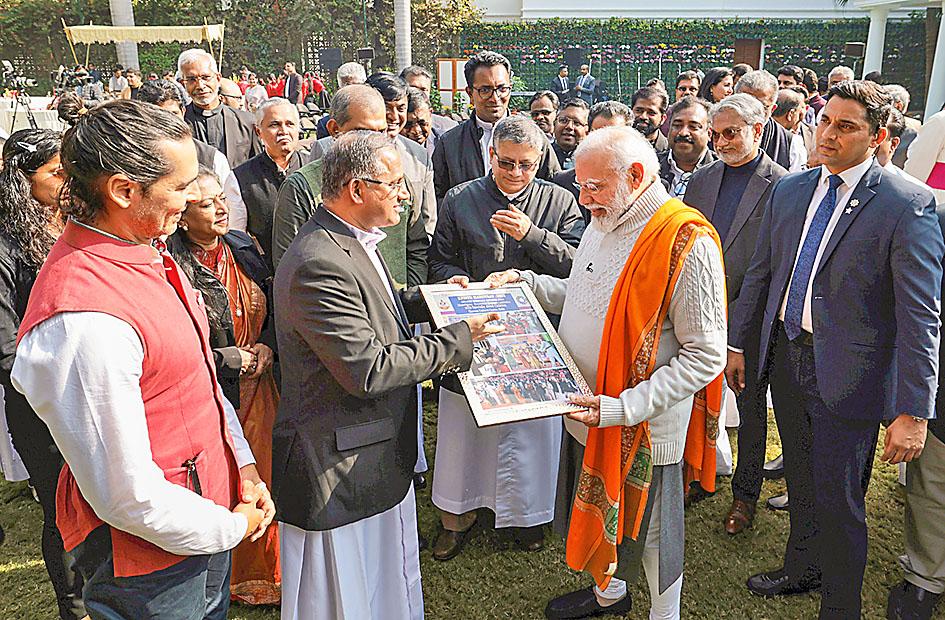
[464,312,505,342]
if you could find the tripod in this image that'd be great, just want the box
[8,90,38,133]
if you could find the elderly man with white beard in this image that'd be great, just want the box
[487,126,727,620]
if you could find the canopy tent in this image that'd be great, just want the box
[61,21,226,69]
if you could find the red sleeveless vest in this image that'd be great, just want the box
[17,221,241,577]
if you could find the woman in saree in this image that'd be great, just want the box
[167,167,281,606]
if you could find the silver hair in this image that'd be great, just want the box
[254,97,300,127]
[337,62,367,88]
[710,93,767,127]
[828,66,855,82]
[734,70,778,96]
[492,114,545,153]
[177,48,218,75]
[321,131,396,202]
[574,125,659,182]
[884,84,911,111]
[330,84,385,128]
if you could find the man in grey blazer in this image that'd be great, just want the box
[684,93,787,535]
[272,131,502,620]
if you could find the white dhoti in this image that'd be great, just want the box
[432,387,561,527]
[280,485,423,620]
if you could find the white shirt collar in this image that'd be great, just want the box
[325,208,388,252]
[493,176,529,201]
[667,148,709,177]
[819,156,874,192]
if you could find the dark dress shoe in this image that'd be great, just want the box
[684,481,715,506]
[766,492,789,511]
[413,473,427,490]
[432,525,474,561]
[514,525,545,552]
[723,500,755,535]
[418,532,428,551]
[763,454,784,480]
[888,580,942,620]
[747,568,820,597]
[544,587,632,619]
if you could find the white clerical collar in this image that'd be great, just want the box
[493,176,528,201]
[326,208,388,252]
[820,156,873,192]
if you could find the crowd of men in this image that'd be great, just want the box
[1,44,943,620]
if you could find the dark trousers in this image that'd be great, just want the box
[730,325,771,505]
[5,393,85,620]
[768,324,880,619]
[72,526,232,620]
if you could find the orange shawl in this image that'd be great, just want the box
[565,198,725,589]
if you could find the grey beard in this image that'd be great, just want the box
[591,183,636,233]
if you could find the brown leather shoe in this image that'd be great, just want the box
[432,524,475,561]
[723,500,755,535]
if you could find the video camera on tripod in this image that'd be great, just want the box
[51,65,94,90]
[1,60,38,91]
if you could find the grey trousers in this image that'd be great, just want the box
[900,431,945,594]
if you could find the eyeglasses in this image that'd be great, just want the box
[221,93,243,101]
[356,177,405,195]
[182,74,216,85]
[556,116,588,128]
[711,126,745,142]
[471,85,512,99]
[403,119,429,130]
[576,170,619,194]
[494,158,539,173]
[530,109,554,118]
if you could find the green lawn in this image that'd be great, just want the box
[1,395,942,619]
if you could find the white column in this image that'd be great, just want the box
[393,0,413,72]
[862,8,888,78]
[926,0,945,121]
[108,0,139,70]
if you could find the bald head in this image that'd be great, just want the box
[219,78,244,110]
[328,84,387,135]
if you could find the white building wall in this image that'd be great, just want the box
[472,0,915,22]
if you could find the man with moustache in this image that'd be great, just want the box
[657,96,717,200]
[487,125,726,620]
[631,86,669,152]
[434,51,560,205]
[727,81,940,618]
[402,87,442,156]
[683,94,787,535]
[399,65,458,135]
[553,98,590,170]
[427,115,585,561]
[553,101,633,213]
[179,49,262,168]
[660,71,702,137]
[530,90,560,139]
[225,98,304,271]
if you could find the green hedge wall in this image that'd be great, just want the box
[461,15,927,110]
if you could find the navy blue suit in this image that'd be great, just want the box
[729,160,942,618]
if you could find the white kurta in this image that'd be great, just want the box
[432,387,561,528]
[280,485,423,620]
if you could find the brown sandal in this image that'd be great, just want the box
[723,500,755,535]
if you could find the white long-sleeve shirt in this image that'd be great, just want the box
[12,311,254,556]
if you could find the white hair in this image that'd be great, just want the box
[885,84,910,111]
[828,65,855,82]
[337,62,367,88]
[734,70,778,97]
[178,48,218,75]
[254,97,300,127]
[574,125,659,182]
[710,93,767,127]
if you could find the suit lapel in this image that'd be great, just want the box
[700,164,724,221]
[462,120,485,180]
[723,164,773,251]
[220,106,237,163]
[314,208,411,337]
[786,168,821,259]
[815,163,880,277]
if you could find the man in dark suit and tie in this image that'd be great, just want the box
[272,130,502,620]
[574,64,596,104]
[551,65,571,101]
[726,80,942,619]
[684,93,787,535]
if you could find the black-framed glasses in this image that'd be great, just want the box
[221,93,243,102]
[711,126,745,142]
[556,116,588,128]
[403,119,429,130]
[471,85,512,99]
[494,158,539,173]
[356,177,405,194]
